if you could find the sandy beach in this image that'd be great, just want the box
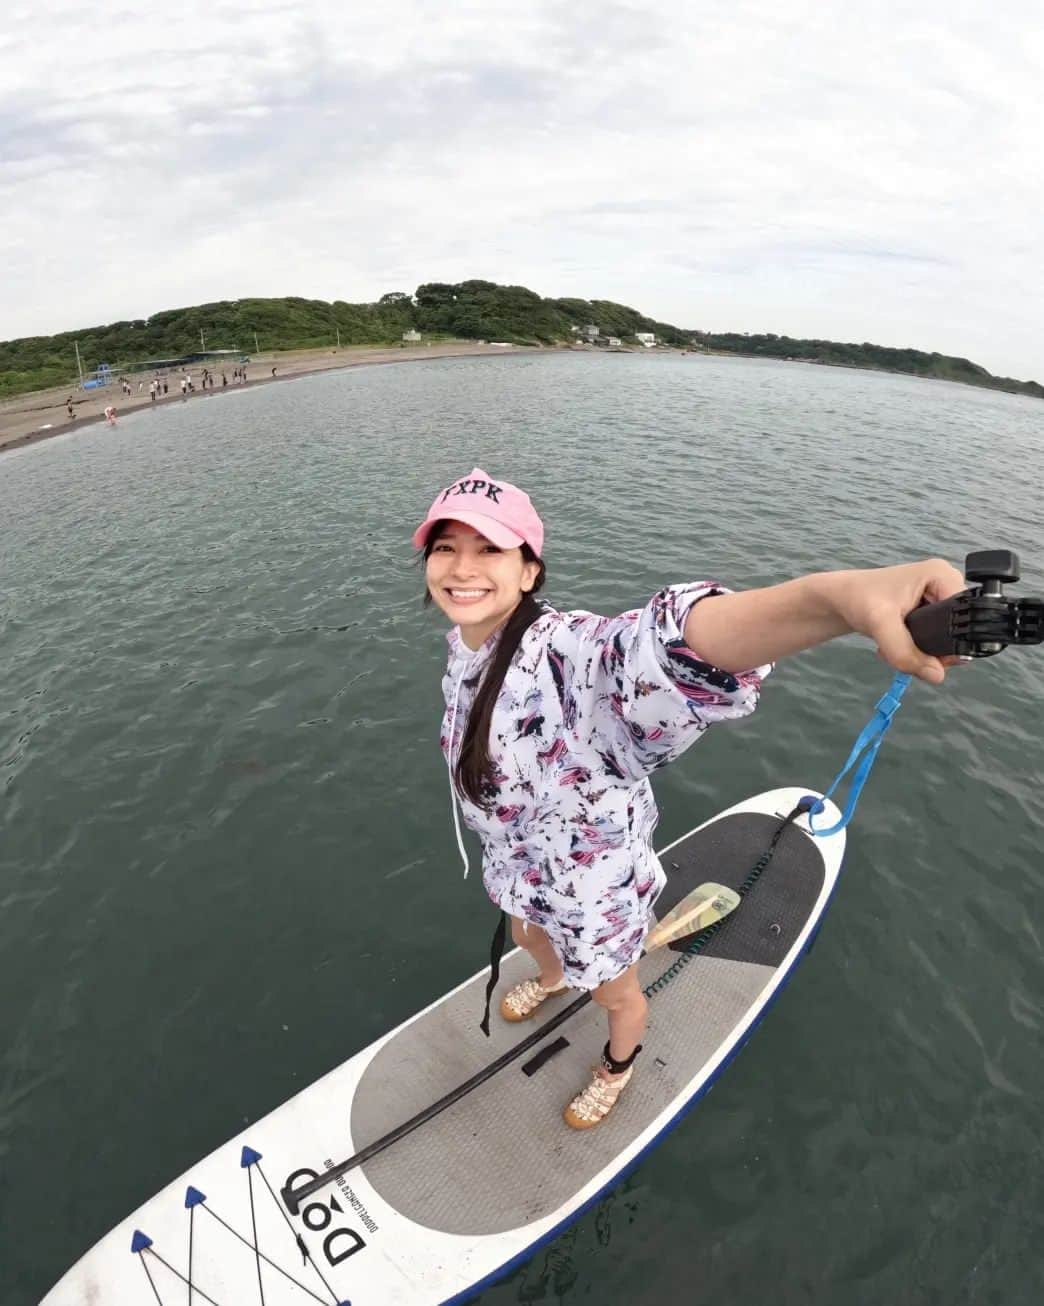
[0,341,539,455]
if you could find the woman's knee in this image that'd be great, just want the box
[592,967,646,1012]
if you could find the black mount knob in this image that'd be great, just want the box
[905,549,1042,659]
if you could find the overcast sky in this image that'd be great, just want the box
[3,1,1042,380]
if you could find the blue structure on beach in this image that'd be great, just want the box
[81,363,113,391]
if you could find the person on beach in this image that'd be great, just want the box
[414,468,965,1130]
[65,397,75,419]
[104,406,117,426]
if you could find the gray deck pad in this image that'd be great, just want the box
[351,812,825,1236]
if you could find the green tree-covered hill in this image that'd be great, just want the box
[1,280,1040,401]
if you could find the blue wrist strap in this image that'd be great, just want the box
[807,672,912,836]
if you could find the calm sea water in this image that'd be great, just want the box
[2,352,1043,1305]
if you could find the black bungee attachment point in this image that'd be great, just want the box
[522,1035,570,1077]
[905,549,1042,659]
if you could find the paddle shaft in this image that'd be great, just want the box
[282,988,592,1214]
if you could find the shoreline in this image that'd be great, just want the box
[6,341,1025,459]
[0,341,549,456]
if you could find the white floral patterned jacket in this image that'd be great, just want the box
[440,583,770,989]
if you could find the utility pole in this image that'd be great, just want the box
[74,340,84,387]
[200,327,206,352]
[336,326,341,349]
[254,331,260,354]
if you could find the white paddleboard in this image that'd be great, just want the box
[41,787,845,1305]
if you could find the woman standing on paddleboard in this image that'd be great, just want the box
[415,468,964,1130]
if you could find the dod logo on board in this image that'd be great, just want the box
[283,1167,367,1264]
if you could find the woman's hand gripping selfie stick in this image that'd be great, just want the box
[904,549,1042,658]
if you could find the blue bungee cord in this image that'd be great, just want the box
[805,671,912,837]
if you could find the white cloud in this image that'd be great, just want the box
[1,0,1042,380]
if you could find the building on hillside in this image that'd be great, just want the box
[402,329,422,343]
[582,324,600,340]
[635,332,657,347]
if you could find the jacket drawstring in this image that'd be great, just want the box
[447,664,470,878]
[447,655,509,1035]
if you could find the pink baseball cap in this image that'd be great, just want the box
[412,468,544,556]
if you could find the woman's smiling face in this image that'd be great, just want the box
[426,520,541,649]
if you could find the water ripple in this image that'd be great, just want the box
[2,352,1043,1305]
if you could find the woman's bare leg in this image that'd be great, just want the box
[509,915,565,988]
[591,965,647,1079]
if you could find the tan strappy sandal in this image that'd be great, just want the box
[563,1064,635,1129]
[499,975,569,1022]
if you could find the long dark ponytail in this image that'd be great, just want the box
[423,528,547,808]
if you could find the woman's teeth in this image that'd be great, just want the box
[449,589,490,601]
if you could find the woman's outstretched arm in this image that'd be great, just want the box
[683,559,966,684]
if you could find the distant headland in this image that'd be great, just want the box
[1,279,1040,402]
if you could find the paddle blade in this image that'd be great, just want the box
[645,882,741,951]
